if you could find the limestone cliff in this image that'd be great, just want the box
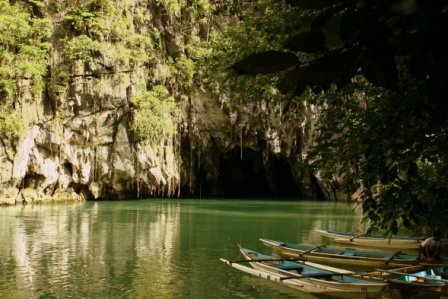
[0,0,330,204]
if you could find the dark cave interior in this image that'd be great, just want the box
[198,147,303,199]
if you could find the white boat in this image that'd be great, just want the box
[260,238,419,269]
[220,247,388,299]
[316,229,423,250]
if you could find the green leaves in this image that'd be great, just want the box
[65,35,103,63]
[0,0,52,101]
[308,76,448,234]
[170,55,196,86]
[224,0,448,234]
[63,0,156,67]
[286,30,326,52]
[0,108,24,140]
[196,0,301,101]
[130,86,177,145]
[64,0,116,35]
[232,0,448,112]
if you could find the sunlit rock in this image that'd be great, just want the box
[0,187,18,205]
[13,126,40,180]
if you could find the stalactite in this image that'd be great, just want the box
[59,127,63,180]
[240,91,244,160]
[197,149,201,177]
[93,145,96,182]
[136,152,140,199]
[93,94,97,184]
[176,107,181,198]
[177,132,181,198]
[240,124,243,160]
[35,98,39,123]
[167,176,171,198]
[198,149,201,199]
[188,97,193,194]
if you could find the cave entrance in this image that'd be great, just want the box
[213,147,302,198]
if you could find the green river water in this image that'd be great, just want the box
[0,199,373,299]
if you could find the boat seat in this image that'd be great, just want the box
[301,271,334,279]
[278,264,304,272]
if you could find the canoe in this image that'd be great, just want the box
[316,229,423,250]
[220,247,388,299]
[379,265,448,298]
[260,238,420,269]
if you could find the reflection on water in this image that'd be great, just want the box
[0,200,361,298]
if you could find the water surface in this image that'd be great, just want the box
[0,199,363,298]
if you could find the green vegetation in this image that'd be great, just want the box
[168,55,196,88]
[0,0,51,98]
[156,0,182,15]
[225,0,448,234]
[0,108,25,140]
[197,0,299,101]
[0,0,217,143]
[64,0,115,35]
[65,35,103,63]
[63,0,154,66]
[0,0,52,139]
[308,77,448,234]
[130,85,177,144]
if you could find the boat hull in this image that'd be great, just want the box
[223,247,388,299]
[260,238,419,269]
[381,265,448,298]
[390,280,448,296]
[316,229,422,250]
[221,259,376,299]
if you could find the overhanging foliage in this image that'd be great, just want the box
[229,0,448,235]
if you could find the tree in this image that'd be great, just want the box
[308,76,448,235]
[231,0,448,235]
[234,0,448,113]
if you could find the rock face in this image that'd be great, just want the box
[0,0,182,204]
[0,1,330,204]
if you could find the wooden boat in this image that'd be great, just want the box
[220,247,388,299]
[379,265,448,298]
[260,238,420,269]
[316,229,423,250]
